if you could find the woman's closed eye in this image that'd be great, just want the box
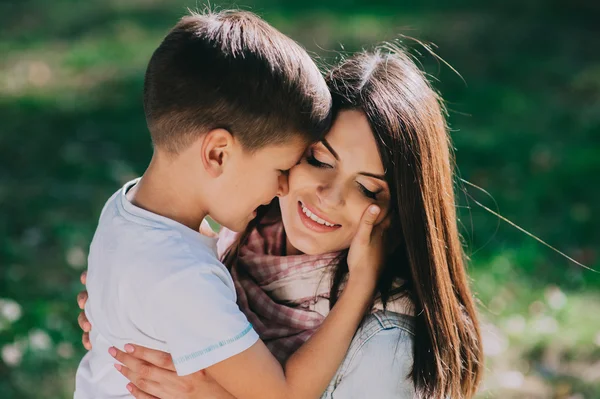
[306,151,332,169]
[358,183,382,200]
[307,149,384,200]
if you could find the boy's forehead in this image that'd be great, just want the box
[268,135,310,153]
[256,136,309,164]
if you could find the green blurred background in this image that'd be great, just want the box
[1,0,599,398]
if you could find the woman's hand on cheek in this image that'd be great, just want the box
[109,344,235,399]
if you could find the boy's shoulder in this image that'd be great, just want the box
[91,180,228,290]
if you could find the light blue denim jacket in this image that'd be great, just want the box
[321,311,417,399]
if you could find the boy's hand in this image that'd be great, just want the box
[77,271,92,350]
[346,205,388,286]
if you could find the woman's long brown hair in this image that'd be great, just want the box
[225,45,483,398]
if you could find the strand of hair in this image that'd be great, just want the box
[460,178,597,273]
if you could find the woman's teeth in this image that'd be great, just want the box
[301,204,336,227]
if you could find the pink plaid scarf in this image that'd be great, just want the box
[217,214,413,363]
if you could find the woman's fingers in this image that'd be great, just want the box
[123,344,177,372]
[77,272,90,350]
[127,383,159,399]
[115,365,162,398]
[78,311,91,332]
[77,290,88,310]
[82,332,91,350]
[110,347,150,374]
[110,347,177,383]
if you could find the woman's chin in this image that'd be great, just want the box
[286,234,324,255]
[286,232,343,256]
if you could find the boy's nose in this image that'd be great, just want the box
[276,174,290,197]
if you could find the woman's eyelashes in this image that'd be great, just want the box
[306,149,383,200]
[306,151,332,168]
[358,183,381,200]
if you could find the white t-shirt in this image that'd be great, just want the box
[74,179,259,398]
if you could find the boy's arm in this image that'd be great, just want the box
[205,205,385,399]
[206,276,375,399]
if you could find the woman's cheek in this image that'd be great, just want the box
[355,191,391,225]
[287,165,316,191]
[341,215,362,248]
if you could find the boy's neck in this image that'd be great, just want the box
[129,153,208,231]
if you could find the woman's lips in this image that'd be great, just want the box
[297,201,341,233]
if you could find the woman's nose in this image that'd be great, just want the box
[316,182,345,208]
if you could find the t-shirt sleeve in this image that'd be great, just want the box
[150,262,259,376]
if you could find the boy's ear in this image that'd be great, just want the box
[200,128,235,177]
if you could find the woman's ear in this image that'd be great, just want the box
[200,128,235,177]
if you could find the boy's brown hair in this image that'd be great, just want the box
[143,10,332,153]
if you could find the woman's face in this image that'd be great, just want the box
[279,110,392,255]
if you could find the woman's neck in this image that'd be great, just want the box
[284,233,303,256]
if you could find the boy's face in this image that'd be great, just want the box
[210,136,308,232]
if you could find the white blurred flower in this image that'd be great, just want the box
[529,300,545,315]
[594,331,600,347]
[533,316,558,335]
[482,323,507,357]
[29,329,52,351]
[0,299,22,323]
[505,314,526,336]
[545,286,567,310]
[28,61,52,87]
[57,342,74,359]
[488,296,506,315]
[499,370,524,388]
[67,246,87,269]
[2,343,22,366]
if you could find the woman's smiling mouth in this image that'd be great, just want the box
[297,201,341,232]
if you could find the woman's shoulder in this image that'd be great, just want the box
[343,310,415,372]
[356,310,415,340]
[321,311,417,399]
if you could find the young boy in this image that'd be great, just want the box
[75,10,383,399]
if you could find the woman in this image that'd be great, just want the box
[77,45,483,398]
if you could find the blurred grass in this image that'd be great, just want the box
[1,0,599,397]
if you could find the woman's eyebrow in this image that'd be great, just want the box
[358,172,386,181]
[321,139,387,182]
[320,139,339,160]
